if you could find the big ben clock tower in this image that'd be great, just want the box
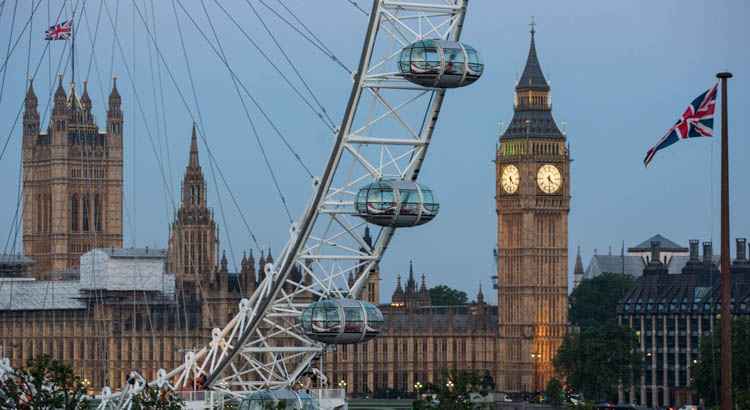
[496,24,569,393]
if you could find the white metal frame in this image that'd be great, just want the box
[98,0,470,407]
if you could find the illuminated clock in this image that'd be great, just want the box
[501,165,520,194]
[536,164,561,194]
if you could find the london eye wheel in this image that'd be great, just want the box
[0,0,481,407]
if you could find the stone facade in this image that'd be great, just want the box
[495,27,569,392]
[323,270,497,396]
[22,77,123,280]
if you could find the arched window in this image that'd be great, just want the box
[36,194,42,233]
[94,194,102,232]
[71,194,79,232]
[191,185,196,206]
[82,194,90,232]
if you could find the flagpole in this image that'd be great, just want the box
[71,14,75,86]
[716,71,732,410]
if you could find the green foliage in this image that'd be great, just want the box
[0,355,89,410]
[545,378,564,406]
[412,369,494,409]
[691,317,750,408]
[555,272,640,402]
[569,272,635,328]
[128,384,184,410]
[429,285,468,306]
[553,323,641,402]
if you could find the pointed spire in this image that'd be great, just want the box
[220,250,228,273]
[109,76,121,102]
[25,77,37,107]
[405,260,417,295]
[266,248,273,263]
[477,283,485,304]
[419,274,428,292]
[55,74,66,98]
[574,246,584,275]
[81,80,91,106]
[517,18,549,92]
[189,123,200,169]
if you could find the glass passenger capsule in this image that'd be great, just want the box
[355,180,439,228]
[398,39,483,88]
[300,298,384,344]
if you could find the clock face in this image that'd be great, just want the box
[536,164,562,194]
[501,165,520,193]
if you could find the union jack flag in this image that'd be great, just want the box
[45,19,72,41]
[644,83,718,167]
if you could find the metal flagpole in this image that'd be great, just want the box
[716,71,732,410]
[71,14,74,86]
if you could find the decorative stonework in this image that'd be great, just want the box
[22,77,123,280]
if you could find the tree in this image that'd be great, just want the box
[569,273,635,329]
[553,323,641,402]
[691,317,750,408]
[428,285,468,306]
[129,384,184,410]
[545,378,564,406]
[0,355,89,409]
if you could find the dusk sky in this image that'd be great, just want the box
[0,0,747,303]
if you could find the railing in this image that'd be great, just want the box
[310,388,346,401]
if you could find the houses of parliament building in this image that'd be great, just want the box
[0,27,569,395]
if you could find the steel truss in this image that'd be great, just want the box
[102,0,469,407]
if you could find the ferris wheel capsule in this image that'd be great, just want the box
[398,39,483,88]
[300,298,384,344]
[355,179,439,228]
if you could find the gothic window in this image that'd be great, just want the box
[71,194,79,232]
[94,194,102,232]
[36,194,42,232]
[82,194,90,232]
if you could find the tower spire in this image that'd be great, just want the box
[189,123,200,169]
[574,246,584,276]
[517,19,549,92]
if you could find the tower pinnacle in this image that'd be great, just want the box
[189,123,200,169]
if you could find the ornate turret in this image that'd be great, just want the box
[23,79,39,143]
[501,25,563,140]
[181,124,207,209]
[79,80,93,124]
[220,250,228,273]
[51,75,68,136]
[391,275,405,306]
[107,77,122,136]
[476,283,485,304]
[257,250,266,284]
[418,273,431,306]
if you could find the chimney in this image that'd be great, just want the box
[703,241,713,264]
[650,241,661,264]
[689,240,700,261]
[737,238,747,261]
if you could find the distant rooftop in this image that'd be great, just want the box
[629,234,688,252]
[99,247,167,259]
[0,279,84,311]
